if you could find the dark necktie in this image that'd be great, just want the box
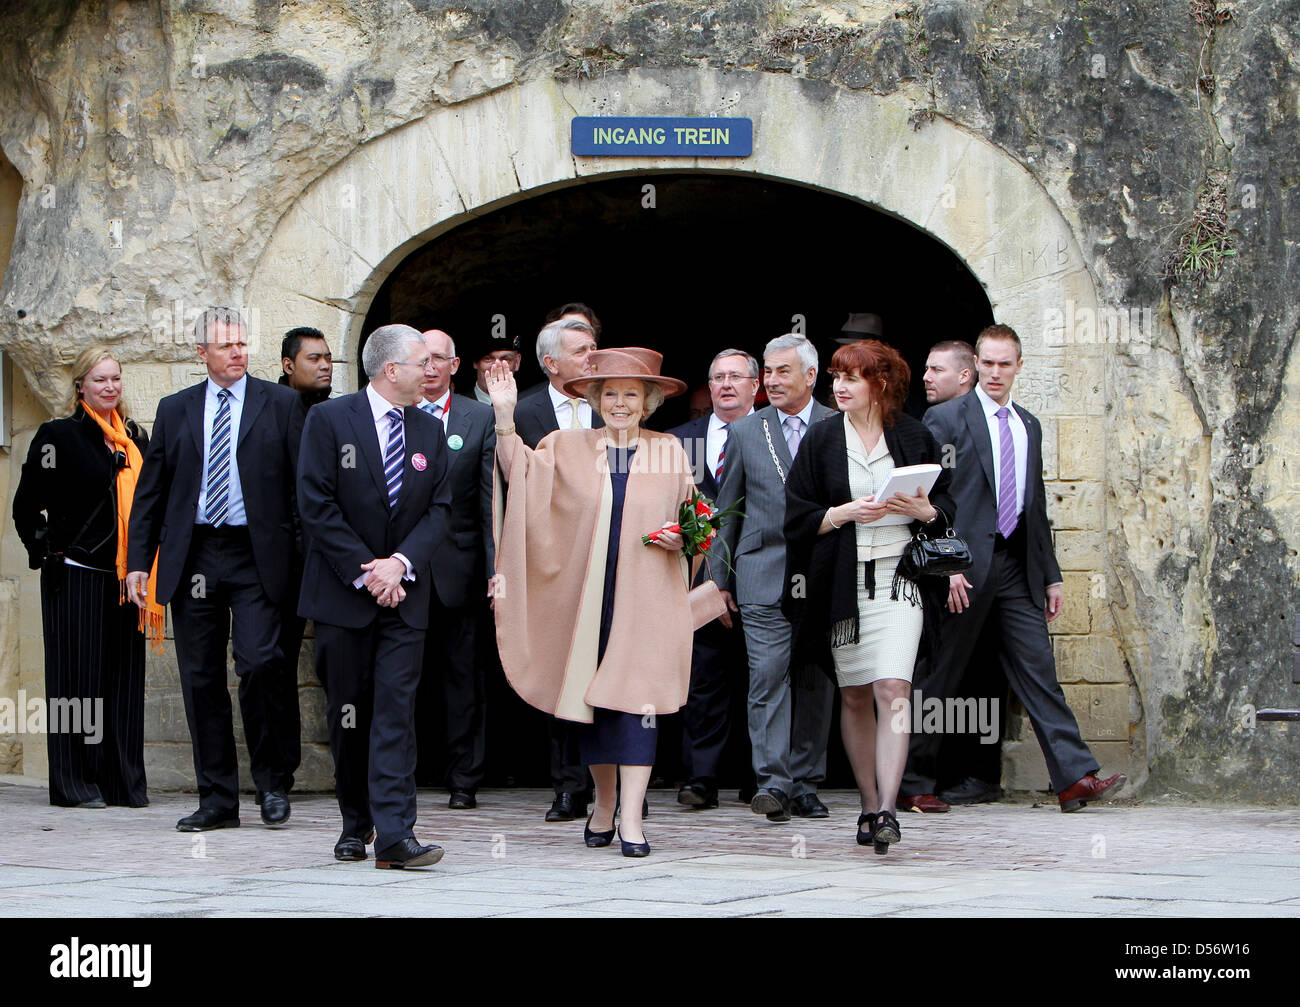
[384,407,404,510]
[205,388,232,526]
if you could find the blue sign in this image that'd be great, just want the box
[571,117,752,157]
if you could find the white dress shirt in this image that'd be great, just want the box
[351,384,415,589]
[975,383,1027,520]
[420,389,452,432]
[196,374,247,526]
[547,382,593,429]
[706,408,753,477]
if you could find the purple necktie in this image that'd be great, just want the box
[996,407,1017,537]
[784,415,804,459]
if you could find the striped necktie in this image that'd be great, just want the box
[715,423,729,481]
[384,407,404,510]
[996,406,1018,537]
[204,388,232,526]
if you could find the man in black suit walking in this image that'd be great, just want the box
[668,348,759,809]
[297,323,453,867]
[512,316,604,822]
[415,328,495,810]
[126,307,303,832]
[902,324,1126,813]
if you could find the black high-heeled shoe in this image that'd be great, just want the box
[856,811,879,846]
[585,811,616,848]
[618,828,650,858]
[872,810,901,855]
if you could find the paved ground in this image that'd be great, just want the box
[2,780,1298,917]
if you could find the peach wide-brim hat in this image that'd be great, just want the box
[561,347,688,399]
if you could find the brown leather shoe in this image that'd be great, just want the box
[1058,772,1127,812]
[896,793,950,813]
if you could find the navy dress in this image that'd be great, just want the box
[570,446,659,766]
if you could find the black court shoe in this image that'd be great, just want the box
[856,812,879,847]
[584,812,616,848]
[619,829,651,858]
[872,810,901,856]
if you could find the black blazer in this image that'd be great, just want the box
[13,405,149,570]
[296,389,452,630]
[514,383,604,449]
[782,412,956,676]
[428,393,495,609]
[922,390,1061,607]
[127,377,303,605]
[666,413,721,500]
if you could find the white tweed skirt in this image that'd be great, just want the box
[829,558,924,688]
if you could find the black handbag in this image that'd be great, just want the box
[899,527,972,580]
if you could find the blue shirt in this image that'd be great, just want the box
[196,374,247,526]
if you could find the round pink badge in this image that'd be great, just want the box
[412,452,428,471]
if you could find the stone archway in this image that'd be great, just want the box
[247,67,1126,791]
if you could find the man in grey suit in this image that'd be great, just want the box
[712,333,836,822]
[902,324,1126,813]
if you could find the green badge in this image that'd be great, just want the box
[447,434,464,451]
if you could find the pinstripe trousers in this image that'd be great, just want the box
[39,561,148,807]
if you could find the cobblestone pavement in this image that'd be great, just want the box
[2,781,1298,917]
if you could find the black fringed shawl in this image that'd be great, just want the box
[781,411,957,685]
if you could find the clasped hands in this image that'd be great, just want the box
[360,556,408,607]
[832,486,937,527]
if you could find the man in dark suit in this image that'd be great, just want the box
[126,307,303,832]
[415,329,495,810]
[668,348,759,809]
[297,324,452,867]
[512,316,603,822]
[902,324,1126,813]
[711,334,837,823]
[918,340,1007,809]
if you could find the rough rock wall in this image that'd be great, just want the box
[0,0,1295,797]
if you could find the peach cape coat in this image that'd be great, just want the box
[492,428,696,723]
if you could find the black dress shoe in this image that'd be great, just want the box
[791,793,830,819]
[334,833,369,861]
[374,837,444,869]
[176,808,240,832]
[750,788,791,822]
[938,777,1004,805]
[856,812,879,846]
[677,782,719,809]
[618,829,651,858]
[546,792,587,822]
[260,790,290,827]
[448,790,477,810]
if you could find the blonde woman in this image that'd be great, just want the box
[12,348,161,807]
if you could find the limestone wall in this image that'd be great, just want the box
[0,0,1294,799]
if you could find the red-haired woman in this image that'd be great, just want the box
[783,339,956,854]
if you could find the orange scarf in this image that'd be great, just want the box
[84,406,166,653]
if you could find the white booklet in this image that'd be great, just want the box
[863,463,943,526]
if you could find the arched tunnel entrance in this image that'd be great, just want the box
[362,171,994,790]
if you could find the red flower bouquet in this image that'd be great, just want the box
[643,489,744,567]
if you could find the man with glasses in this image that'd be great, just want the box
[414,329,495,811]
[669,350,759,808]
[297,324,453,867]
